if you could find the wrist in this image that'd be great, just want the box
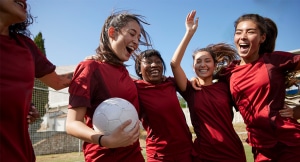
[98,135,104,147]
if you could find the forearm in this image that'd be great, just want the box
[38,71,73,90]
[171,31,194,68]
[171,31,195,91]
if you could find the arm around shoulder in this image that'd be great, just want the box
[38,71,73,90]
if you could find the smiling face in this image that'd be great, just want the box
[109,20,141,62]
[193,51,215,84]
[234,20,266,64]
[140,55,164,84]
[0,0,27,30]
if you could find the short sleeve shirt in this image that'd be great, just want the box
[0,34,55,162]
[222,51,300,148]
[68,60,143,161]
[180,80,246,161]
[134,77,192,160]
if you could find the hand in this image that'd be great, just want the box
[279,104,294,118]
[190,77,202,90]
[186,10,198,34]
[27,104,40,124]
[101,119,140,148]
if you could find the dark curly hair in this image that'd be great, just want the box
[9,4,34,37]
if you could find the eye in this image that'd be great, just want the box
[155,60,162,65]
[235,31,241,35]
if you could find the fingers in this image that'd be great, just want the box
[119,119,132,130]
[108,120,140,148]
[27,105,41,124]
[190,77,202,90]
[279,105,294,118]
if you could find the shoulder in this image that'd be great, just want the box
[16,34,34,44]
[263,51,296,59]
[74,60,103,72]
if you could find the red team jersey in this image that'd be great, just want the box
[222,51,300,148]
[134,77,193,161]
[0,34,55,162]
[68,60,144,162]
[180,80,246,161]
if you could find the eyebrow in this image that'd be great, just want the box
[236,27,257,31]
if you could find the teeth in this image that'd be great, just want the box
[127,46,134,51]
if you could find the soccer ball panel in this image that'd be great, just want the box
[92,97,138,135]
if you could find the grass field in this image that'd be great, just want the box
[36,123,254,162]
[36,144,253,162]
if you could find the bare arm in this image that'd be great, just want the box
[279,104,300,119]
[170,10,198,91]
[66,107,140,148]
[38,71,73,90]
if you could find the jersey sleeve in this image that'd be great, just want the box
[68,61,95,109]
[266,51,300,71]
[21,35,55,78]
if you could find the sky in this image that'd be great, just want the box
[27,0,300,79]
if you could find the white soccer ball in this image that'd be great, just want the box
[92,97,139,135]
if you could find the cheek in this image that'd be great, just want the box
[193,63,199,69]
[234,36,239,44]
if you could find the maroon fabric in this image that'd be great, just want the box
[223,52,300,148]
[0,34,55,162]
[68,60,143,162]
[180,80,246,161]
[135,77,192,161]
[253,142,300,161]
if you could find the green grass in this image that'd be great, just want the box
[36,144,253,162]
[244,144,254,161]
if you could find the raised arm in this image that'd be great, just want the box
[170,10,198,91]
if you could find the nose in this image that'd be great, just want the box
[133,36,139,46]
[241,32,247,39]
[150,62,158,67]
[199,62,206,67]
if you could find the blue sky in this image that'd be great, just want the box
[28,0,300,79]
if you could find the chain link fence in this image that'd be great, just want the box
[29,81,81,156]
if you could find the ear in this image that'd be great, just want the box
[260,33,266,43]
[108,27,116,38]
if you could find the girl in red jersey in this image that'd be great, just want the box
[219,14,300,161]
[66,11,151,162]
[134,49,193,162]
[170,10,246,162]
[0,1,72,162]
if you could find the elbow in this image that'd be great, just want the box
[170,60,177,69]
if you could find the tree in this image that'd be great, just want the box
[30,32,49,135]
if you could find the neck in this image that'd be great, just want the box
[198,77,213,86]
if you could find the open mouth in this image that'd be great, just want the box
[239,43,250,53]
[126,46,134,54]
[149,69,160,77]
[239,43,249,49]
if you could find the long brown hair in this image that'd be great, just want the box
[193,43,239,79]
[95,11,152,66]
